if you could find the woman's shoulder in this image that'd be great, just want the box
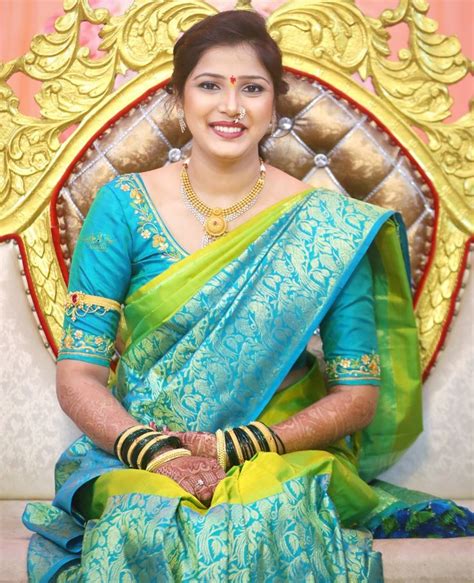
[266,166,391,221]
[265,165,312,200]
[94,173,150,217]
[100,173,143,197]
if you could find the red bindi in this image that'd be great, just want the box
[230,75,237,85]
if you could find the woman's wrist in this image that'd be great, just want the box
[145,448,191,473]
[267,425,287,454]
[113,424,187,471]
[214,422,286,471]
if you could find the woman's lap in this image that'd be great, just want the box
[75,449,378,526]
[66,450,381,582]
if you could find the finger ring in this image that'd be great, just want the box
[196,479,204,487]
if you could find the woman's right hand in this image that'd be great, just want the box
[152,455,226,506]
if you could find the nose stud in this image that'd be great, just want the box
[234,106,246,123]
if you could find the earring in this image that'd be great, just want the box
[177,108,186,133]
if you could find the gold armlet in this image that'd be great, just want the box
[65,291,122,321]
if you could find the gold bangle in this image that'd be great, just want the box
[227,428,245,465]
[135,435,170,470]
[115,424,149,463]
[250,421,278,453]
[215,429,228,471]
[239,425,261,454]
[126,430,157,467]
[146,448,191,473]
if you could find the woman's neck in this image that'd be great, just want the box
[185,148,263,207]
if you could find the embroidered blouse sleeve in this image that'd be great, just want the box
[319,254,381,387]
[57,183,132,367]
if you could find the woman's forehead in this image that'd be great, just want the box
[190,44,270,79]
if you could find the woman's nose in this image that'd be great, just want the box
[219,89,240,118]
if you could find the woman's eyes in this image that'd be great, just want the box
[198,82,264,94]
[199,81,220,91]
[243,84,264,94]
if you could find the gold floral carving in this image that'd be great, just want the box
[20,207,67,346]
[0,0,472,375]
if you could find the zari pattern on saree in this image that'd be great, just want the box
[120,190,389,432]
[54,474,382,583]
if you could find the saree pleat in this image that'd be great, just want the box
[24,188,437,582]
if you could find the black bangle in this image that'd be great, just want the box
[140,436,182,470]
[225,430,240,467]
[117,428,151,463]
[269,426,286,454]
[234,427,256,460]
[129,433,161,469]
[247,424,270,452]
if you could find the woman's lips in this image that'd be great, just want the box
[209,123,246,139]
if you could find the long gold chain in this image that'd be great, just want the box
[181,159,266,243]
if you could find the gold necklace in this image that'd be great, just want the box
[181,159,266,245]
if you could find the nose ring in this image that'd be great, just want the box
[234,107,246,123]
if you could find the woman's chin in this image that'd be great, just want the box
[193,140,260,163]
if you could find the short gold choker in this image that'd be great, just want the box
[180,159,266,246]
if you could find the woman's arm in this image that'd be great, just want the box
[57,359,226,505]
[270,384,379,453]
[56,359,139,454]
[165,384,378,458]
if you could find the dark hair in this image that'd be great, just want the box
[170,10,289,102]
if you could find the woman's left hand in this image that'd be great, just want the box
[150,423,217,458]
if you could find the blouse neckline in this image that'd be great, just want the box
[133,172,316,260]
[134,173,190,258]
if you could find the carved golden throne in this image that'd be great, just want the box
[0,1,473,581]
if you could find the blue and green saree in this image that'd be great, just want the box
[23,175,473,582]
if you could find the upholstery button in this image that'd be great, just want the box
[314,153,329,168]
[168,148,182,162]
[278,117,293,131]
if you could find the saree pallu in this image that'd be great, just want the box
[24,188,467,582]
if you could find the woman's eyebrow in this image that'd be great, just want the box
[193,73,270,84]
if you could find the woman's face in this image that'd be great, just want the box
[181,43,275,162]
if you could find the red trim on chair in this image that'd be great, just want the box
[2,81,171,359]
[284,66,471,380]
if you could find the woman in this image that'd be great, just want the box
[23,10,472,582]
